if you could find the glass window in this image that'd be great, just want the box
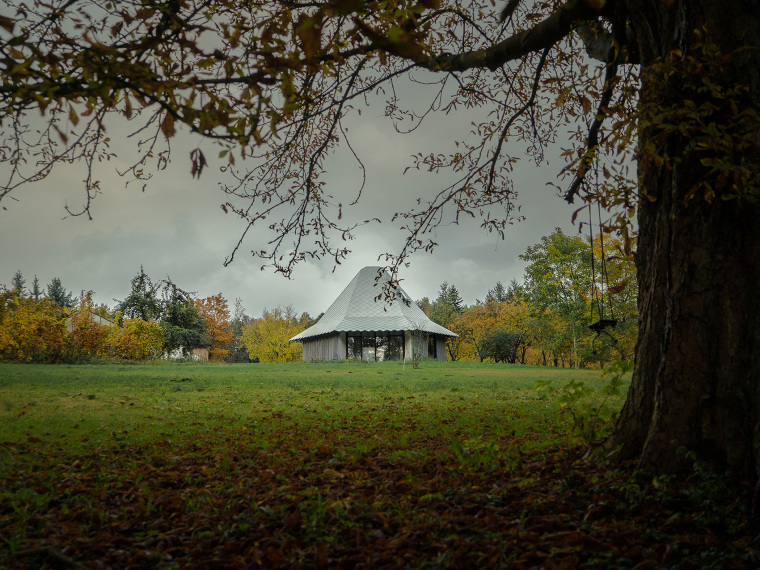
[375,334,388,361]
[362,334,375,362]
[347,332,405,361]
[388,334,404,361]
[347,335,362,360]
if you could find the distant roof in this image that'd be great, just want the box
[290,266,457,341]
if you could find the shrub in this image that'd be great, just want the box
[107,317,164,360]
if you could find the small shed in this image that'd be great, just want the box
[289,266,457,362]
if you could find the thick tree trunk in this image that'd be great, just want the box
[611,0,760,480]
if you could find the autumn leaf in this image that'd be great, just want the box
[296,13,323,60]
[161,112,176,139]
[607,279,629,295]
[190,148,207,179]
[0,15,15,33]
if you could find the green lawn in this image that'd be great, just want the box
[1,361,755,569]
[0,360,611,452]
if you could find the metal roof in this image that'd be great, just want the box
[290,267,457,341]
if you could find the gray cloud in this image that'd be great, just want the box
[1,89,580,318]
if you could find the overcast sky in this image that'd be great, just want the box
[1,88,580,319]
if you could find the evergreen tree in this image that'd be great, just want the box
[46,277,76,308]
[160,279,207,355]
[116,267,161,321]
[30,275,43,300]
[505,279,524,303]
[11,269,25,297]
[449,285,464,312]
[485,281,508,304]
[430,282,464,329]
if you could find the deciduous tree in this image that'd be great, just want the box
[69,291,109,359]
[2,0,759,479]
[521,229,592,368]
[107,316,165,361]
[194,293,234,361]
[416,297,432,317]
[241,306,307,363]
[0,295,68,362]
[449,302,501,362]
[588,232,638,363]
[478,328,522,363]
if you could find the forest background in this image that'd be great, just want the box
[0,228,636,368]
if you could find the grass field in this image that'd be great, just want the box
[0,360,611,453]
[1,361,756,568]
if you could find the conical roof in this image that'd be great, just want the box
[290,267,457,341]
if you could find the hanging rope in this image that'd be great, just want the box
[597,201,616,322]
[587,203,602,323]
[587,196,617,338]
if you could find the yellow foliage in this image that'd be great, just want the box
[107,317,164,360]
[450,300,523,361]
[0,294,68,362]
[241,306,307,363]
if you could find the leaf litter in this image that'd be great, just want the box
[1,380,759,568]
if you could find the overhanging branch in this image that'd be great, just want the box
[419,0,607,72]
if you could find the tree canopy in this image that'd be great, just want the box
[0,0,639,274]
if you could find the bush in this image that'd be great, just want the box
[478,329,523,363]
[0,295,69,363]
[107,318,164,360]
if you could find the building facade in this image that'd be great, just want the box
[290,267,456,362]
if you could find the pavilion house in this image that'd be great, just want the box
[289,266,457,362]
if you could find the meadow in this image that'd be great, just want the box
[0,361,608,452]
[1,361,756,568]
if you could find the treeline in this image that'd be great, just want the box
[419,229,638,368]
[0,268,315,364]
[2,229,636,366]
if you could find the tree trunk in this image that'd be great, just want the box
[612,0,760,480]
[572,332,579,369]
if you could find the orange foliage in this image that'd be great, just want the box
[68,291,110,358]
[194,293,234,361]
[448,299,535,363]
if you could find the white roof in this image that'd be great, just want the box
[290,267,457,341]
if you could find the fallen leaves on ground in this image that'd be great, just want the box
[2,423,758,569]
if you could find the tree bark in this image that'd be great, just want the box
[611,0,760,480]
